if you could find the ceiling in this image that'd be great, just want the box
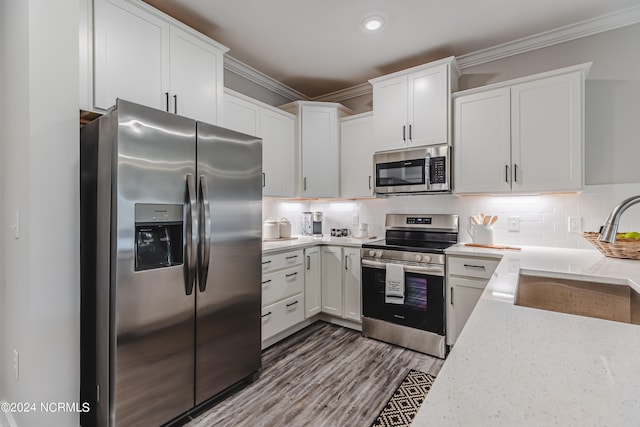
[142,0,640,98]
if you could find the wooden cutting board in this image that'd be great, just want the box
[464,243,521,250]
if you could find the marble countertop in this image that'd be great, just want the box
[413,244,640,426]
[262,235,379,254]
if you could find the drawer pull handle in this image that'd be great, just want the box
[285,272,298,278]
[261,312,272,318]
[262,260,272,265]
[463,264,486,270]
[285,255,299,260]
[286,300,299,308]
[261,279,272,285]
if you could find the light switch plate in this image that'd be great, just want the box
[508,216,520,232]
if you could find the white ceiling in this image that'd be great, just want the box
[142,0,640,98]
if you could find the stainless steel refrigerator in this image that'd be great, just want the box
[80,99,262,426]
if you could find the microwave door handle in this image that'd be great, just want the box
[198,175,212,292]
[184,174,197,295]
[425,153,431,190]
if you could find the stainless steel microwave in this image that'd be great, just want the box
[373,144,450,194]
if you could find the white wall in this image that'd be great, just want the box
[0,0,6,407]
[2,0,79,426]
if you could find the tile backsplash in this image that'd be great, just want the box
[264,183,640,249]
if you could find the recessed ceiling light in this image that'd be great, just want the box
[362,15,385,32]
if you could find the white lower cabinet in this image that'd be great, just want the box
[304,247,322,318]
[446,255,500,346]
[321,246,361,322]
[261,294,305,342]
[262,245,362,345]
[261,250,304,341]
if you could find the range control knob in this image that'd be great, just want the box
[375,250,383,258]
[414,254,423,262]
[423,255,432,263]
[368,250,376,257]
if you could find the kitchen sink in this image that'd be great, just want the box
[515,271,640,325]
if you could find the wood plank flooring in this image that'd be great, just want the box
[185,321,445,427]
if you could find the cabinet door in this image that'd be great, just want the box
[447,276,486,346]
[261,109,295,197]
[453,88,511,194]
[169,26,222,124]
[321,246,343,316]
[301,106,340,197]
[94,0,169,111]
[372,75,408,151]
[511,72,583,192]
[407,64,448,147]
[222,92,260,136]
[340,114,374,198]
[304,247,322,318]
[343,248,361,322]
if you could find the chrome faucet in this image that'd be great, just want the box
[598,195,640,243]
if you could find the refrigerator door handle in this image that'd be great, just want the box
[185,174,197,295]
[198,175,212,292]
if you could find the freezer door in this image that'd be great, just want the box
[111,100,196,426]
[195,122,262,404]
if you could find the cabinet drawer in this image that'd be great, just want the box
[262,265,304,306]
[262,249,303,273]
[448,256,499,279]
[261,293,305,341]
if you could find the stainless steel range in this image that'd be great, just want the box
[361,214,459,358]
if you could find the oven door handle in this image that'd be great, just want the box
[361,259,444,276]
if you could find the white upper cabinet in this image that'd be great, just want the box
[94,0,168,111]
[453,63,591,195]
[453,87,511,194]
[92,0,227,123]
[370,57,459,152]
[222,90,295,197]
[340,113,374,198]
[222,90,260,136]
[510,72,584,193]
[280,101,353,198]
[168,25,224,124]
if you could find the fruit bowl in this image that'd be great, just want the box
[583,232,640,260]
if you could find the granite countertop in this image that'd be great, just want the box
[413,244,640,426]
[262,235,380,254]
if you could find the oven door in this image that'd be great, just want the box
[361,259,444,335]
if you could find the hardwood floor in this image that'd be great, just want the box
[185,321,445,427]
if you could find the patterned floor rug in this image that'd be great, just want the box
[371,369,436,427]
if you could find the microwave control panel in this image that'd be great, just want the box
[430,156,446,184]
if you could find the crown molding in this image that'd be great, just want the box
[310,82,373,102]
[223,55,308,102]
[224,5,640,102]
[457,5,640,69]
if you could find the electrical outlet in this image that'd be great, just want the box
[568,216,582,233]
[13,349,19,379]
[508,216,520,232]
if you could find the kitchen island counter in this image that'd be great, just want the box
[413,244,640,426]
